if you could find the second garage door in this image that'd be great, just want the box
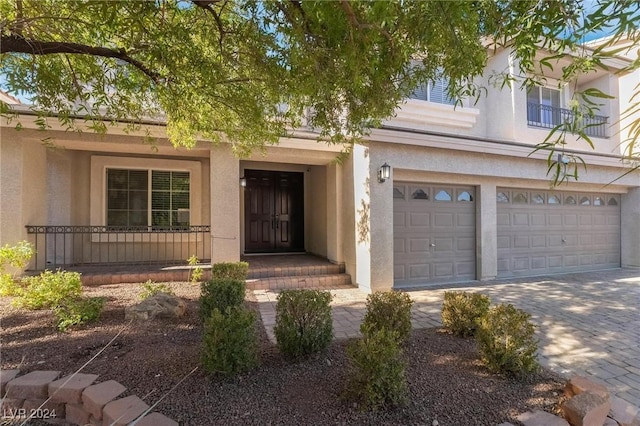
[497,188,620,278]
[393,183,476,288]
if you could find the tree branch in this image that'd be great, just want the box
[339,0,393,47]
[1,34,163,84]
[192,0,226,52]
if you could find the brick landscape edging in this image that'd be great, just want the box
[0,369,177,425]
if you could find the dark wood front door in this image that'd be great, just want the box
[244,170,304,253]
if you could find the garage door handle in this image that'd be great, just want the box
[430,243,436,247]
[562,238,566,243]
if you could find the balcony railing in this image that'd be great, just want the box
[25,225,210,271]
[527,102,608,138]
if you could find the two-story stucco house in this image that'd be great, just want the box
[1,39,639,292]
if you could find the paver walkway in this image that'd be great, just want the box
[254,268,640,406]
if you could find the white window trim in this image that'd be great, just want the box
[90,156,202,242]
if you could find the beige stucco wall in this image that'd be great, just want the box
[0,129,49,270]
[307,165,327,257]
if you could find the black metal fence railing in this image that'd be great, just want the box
[527,102,608,138]
[25,225,210,271]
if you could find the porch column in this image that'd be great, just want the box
[210,144,240,263]
[621,188,640,267]
[326,163,343,264]
[477,183,498,280]
[350,144,372,292]
[368,148,394,292]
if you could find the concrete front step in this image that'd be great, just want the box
[247,263,345,279]
[246,273,352,290]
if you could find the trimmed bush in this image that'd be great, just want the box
[202,306,259,375]
[345,326,407,411]
[14,270,82,310]
[360,291,413,343]
[0,273,22,297]
[139,280,174,300]
[212,262,249,281]
[0,240,34,297]
[54,296,105,332]
[200,278,246,320]
[441,291,491,337]
[476,303,539,378]
[274,289,333,360]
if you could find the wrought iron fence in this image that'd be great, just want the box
[25,225,210,271]
[527,102,608,138]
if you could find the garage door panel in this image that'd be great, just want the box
[513,213,529,226]
[409,212,430,227]
[497,188,620,278]
[394,183,475,288]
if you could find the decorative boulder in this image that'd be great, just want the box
[125,293,186,321]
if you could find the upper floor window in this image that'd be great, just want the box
[410,76,455,105]
[527,87,561,127]
[106,168,190,228]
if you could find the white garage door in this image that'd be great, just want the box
[497,189,620,278]
[393,183,476,288]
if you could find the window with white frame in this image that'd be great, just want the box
[527,86,561,127]
[409,76,455,105]
[105,168,190,228]
[90,156,202,231]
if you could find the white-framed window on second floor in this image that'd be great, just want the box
[527,86,562,128]
[410,76,455,105]
[106,168,190,228]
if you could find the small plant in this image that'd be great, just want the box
[187,255,204,284]
[476,303,539,378]
[14,270,82,310]
[212,262,249,281]
[201,306,259,375]
[274,289,333,360]
[54,296,105,332]
[0,241,34,297]
[345,326,407,411]
[441,291,491,337]
[360,291,413,344]
[139,280,175,300]
[199,278,246,320]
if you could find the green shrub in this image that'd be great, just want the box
[0,241,34,297]
[345,326,407,411]
[187,255,204,284]
[0,240,34,271]
[212,262,249,281]
[201,306,259,375]
[0,273,22,297]
[200,278,246,320]
[476,303,539,378]
[14,270,82,310]
[139,280,175,300]
[360,291,413,343]
[441,291,491,337]
[274,289,333,360]
[54,296,105,332]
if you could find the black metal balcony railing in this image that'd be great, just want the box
[25,225,210,271]
[527,102,608,138]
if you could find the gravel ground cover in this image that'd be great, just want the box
[1,281,564,425]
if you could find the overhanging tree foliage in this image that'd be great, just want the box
[0,0,639,170]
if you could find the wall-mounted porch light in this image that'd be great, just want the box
[557,153,570,165]
[240,176,247,187]
[378,163,391,183]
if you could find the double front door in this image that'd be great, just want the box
[244,170,304,253]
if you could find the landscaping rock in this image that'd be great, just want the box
[0,398,24,412]
[102,395,149,426]
[82,380,126,420]
[125,292,186,320]
[48,373,99,404]
[4,370,60,399]
[0,369,20,396]
[609,395,640,426]
[66,402,91,425]
[565,376,610,401]
[562,391,611,426]
[135,411,179,426]
[517,409,570,426]
[22,398,65,419]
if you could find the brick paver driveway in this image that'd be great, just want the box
[255,268,640,406]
